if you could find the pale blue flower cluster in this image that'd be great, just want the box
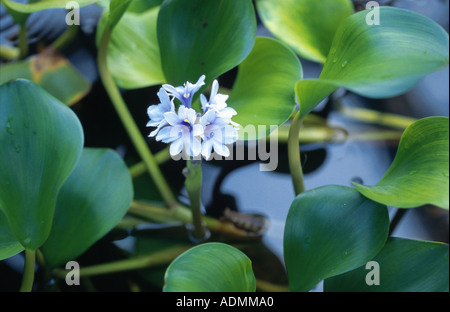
[147,76,239,159]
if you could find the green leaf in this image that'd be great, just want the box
[157,0,257,86]
[284,185,389,292]
[0,79,84,250]
[41,148,134,268]
[108,0,132,30]
[324,237,449,292]
[0,48,91,106]
[163,243,256,292]
[96,6,165,89]
[354,117,449,210]
[228,37,303,140]
[0,210,23,260]
[296,7,450,118]
[1,0,99,13]
[256,0,354,63]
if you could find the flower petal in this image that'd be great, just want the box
[164,112,180,126]
[213,140,230,157]
[186,107,198,125]
[201,110,217,128]
[222,125,239,144]
[210,80,219,100]
[202,139,214,160]
[193,123,204,137]
[191,137,202,157]
[156,126,176,143]
[170,138,184,156]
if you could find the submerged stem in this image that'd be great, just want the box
[19,249,36,292]
[288,112,306,196]
[97,26,177,207]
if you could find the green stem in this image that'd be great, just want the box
[97,25,177,207]
[52,25,79,51]
[19,249,36,292]
[288,112,306,196]
[52,246,190,278]
[18,25,28,60]
[184,160,207,241]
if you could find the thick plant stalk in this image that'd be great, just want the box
[19,249,36,292]
[184,160,208,241]
[97,25,177,207]
[288,112,306,195]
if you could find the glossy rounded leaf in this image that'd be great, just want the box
[96,6,165,89]
[324,237,449,292]
[41,148,134,268]
[163,243,256,292]
[157,0,257,86]
[0,79,84,250]
[0,210,23,260]
[354,117,449,209]
[296,7,450,118]
[228,37,303,140]
[256,0,354,63]
[284,185,389,292]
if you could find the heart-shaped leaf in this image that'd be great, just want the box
[0,79,84,250]
[96,6,165,89]
[228,37,303,140]
[163,243,256,292]
[295,7,450,118]
[354,117,449,210]
[256,0,354,63]
[157,0,257,86]
[324,237,449,292]
[0,210,23,260]
[41,148,134,268]
[284,185,389,292]
[0,48,91,106]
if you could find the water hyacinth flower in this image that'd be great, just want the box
[162,75,206,108]
[147,76,239,159]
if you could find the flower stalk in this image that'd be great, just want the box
[184,159,208,242]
